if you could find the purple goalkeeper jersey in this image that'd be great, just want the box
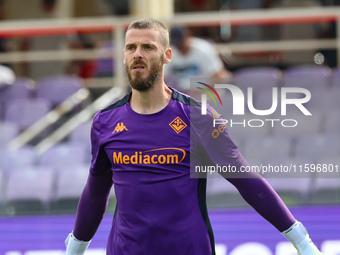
[89,88,245,255]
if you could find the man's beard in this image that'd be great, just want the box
[126,56,163,91]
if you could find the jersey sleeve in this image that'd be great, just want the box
[90,111,112,176]
[193,104,245,168]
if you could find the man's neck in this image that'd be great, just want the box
[130,82,172,115]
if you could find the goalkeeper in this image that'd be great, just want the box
[65,18,324,255]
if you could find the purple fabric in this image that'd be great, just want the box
[189,102,296,232]
[73,172,113,241]
[86,90,217,254]
[36,75,82,105]
[72,88,296,254]
[226,160,296,232]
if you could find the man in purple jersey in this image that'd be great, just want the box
[65,18,324,255]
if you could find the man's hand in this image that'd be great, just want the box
[65,232,91,255]
[282,221,324,255]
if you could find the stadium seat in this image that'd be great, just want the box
[225,113,271,144]
[206,172,239,196]
[4,98,52,131]
[308,156,340,204]
[69,120,92,146]
[263,156,313,205]
[242,135,293,161]
[51,164,89,212]
[0,104,3,120]
[68,121,92,162]
[206,158,263,208]
[38,142,89,170]
[36,75,83,106]
[206,173,249,208]
[0,169,4,204]
[250,89,280,113]
[330,67,340,88]
[4,166,55,214]
[294,134,340,161]
[0,121,20,147]
[0,146,37,173]
[52,164,116,213]
[0,168,6,215]
[271,109,323,138]
[282,64,332,91]
[306,87,340,111]
[323,109,340,134]
[233,66,282,92]
[0,78,35,105]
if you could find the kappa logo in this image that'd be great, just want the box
[112,122,128,134]
[169,117,187,134]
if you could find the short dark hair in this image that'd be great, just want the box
[126,18,169,49]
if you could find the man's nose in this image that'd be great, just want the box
[133,47,143,59]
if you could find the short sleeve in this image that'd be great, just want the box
[90,111,112,176]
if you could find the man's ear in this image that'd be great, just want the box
[163,48,172,64]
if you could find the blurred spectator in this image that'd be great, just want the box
[66,34,97,79]
[20,0,69,79]
[0,65,15,87]
[164,26,230,94]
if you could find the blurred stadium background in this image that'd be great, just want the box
[0,0,339,254]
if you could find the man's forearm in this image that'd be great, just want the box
[226,160,296,232]
[73,172,113,241]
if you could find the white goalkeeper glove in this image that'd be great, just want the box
[65,232,91,255]
[282,221,324,255]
